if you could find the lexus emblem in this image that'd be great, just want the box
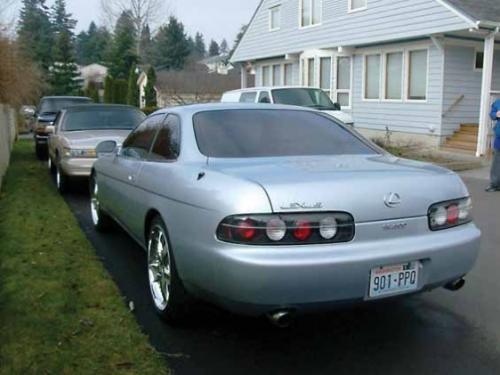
[384,193,401,208]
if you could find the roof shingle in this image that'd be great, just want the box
[444,0,500,24]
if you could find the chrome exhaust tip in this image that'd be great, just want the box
[444,278,466,292]
[267,310,294,328]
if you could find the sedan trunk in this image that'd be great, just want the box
[208,155,468,223]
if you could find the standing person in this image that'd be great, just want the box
[486,98,500,192]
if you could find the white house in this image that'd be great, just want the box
[231,0,500,156]
[198,55,234,75]
[78,63,108,99]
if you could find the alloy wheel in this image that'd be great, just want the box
[148,225,171,311]
[90,180,100,226]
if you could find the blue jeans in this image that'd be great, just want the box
[492,150,500,188]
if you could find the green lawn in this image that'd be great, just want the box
[0,141,168,374]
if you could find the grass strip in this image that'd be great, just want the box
[0,140,168,374]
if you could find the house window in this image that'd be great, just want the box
[475,51,484,70]
[307,58,316,86]
[262,65,271,86]
[349,0,367,12]
[336,56,351,107]
[365,54,381,99]
[301,0,321,27]
[408,49,428,100]
[272,64,282,86]
[270,6,281,31]
[320,57,332,96]
[284,63,293,85]
[385,52,403,100]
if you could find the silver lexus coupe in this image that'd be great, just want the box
[90,104,481,325]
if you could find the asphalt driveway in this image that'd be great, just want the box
[64,176,500,375]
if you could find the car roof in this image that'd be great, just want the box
[40,96,92,101]
[62,104,143,112]
[223,86,321,94]
[153,102,318,117]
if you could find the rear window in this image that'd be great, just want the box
[39,98,92,114]
[193,109,376,158]
[63,108,146,132]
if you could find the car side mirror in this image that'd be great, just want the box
[46,125,55,134]
[333,102,341,111]
[96,140,118,156]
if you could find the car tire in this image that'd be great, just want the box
[89,174,113,232]
[48,156,56,174]
[35,143,46,160]
[55,164,69,194]
[147,216,190,324]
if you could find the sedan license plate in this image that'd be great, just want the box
[369,262,419,298]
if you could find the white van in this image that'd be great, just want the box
[221,87,354,125]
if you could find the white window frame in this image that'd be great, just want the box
[362,54,382,101]
[405,48,429,103]
[361,45,429,103]
[382,51,404,102]
[334,55,353,109]
[348,0,367,13]
[299,0,322,28]
[269,5,281,31]
[260,61,297,87]
[474,49,484,72]
[299,50,353,109]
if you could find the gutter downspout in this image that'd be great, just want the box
[477,27,499,157]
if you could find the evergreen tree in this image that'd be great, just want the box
[193,32,206,59]
[139,24,153,64]
[144,67,157,107]
[220,39,229,55]
[208,40,220,57]
[112,79,128,104]
[104,75,114,103]
[49,0,79,95]
[75,22,111,65]
[152,16,190,70]
[109,11,138,79]
[85,81,100,103]
[17,0,54,71]
[229,24,247,59]
[127,65,139,107]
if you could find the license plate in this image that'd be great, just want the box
[369,262,420,298]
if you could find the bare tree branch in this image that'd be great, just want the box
[101,0,170,55]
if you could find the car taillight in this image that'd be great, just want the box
[217,212,354,246]
[428,197,472,231]
[292,221,312,241]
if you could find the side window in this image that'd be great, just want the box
[258,91,271,103]
[239,92,257,103]
[121,115,162,160]
[150,114,181,161]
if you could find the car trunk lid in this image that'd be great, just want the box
[207,155,468,223]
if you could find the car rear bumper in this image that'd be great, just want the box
[185,221,481,316]
[60,158,96,177]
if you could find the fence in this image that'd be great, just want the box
[0,104,17,190]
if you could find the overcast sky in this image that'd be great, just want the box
[25,0,260,44]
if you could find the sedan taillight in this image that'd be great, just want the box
[428,197,472,231]
[217,212,355,245]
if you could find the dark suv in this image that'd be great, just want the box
[34,96,92,159]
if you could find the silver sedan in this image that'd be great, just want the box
[90,104,481,326]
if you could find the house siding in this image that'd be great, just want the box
[350,42,444,137]
[442,45,500,136]
[233,0,471,63]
